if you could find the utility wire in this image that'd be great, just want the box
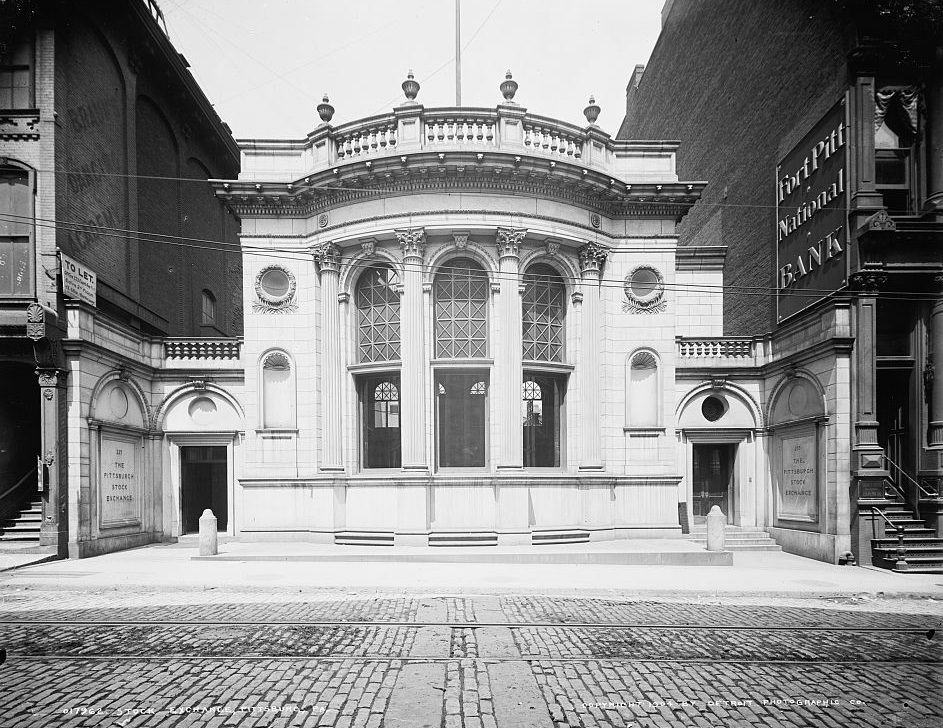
[5,213,938,301]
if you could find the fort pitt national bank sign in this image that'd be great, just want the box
[776,99,849,321]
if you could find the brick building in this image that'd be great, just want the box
[619,0,943,567]
[0,0,241,557]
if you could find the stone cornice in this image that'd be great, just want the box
[211,152,703,222]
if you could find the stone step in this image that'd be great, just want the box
[872,539,943,549]
[429,532,499,547]
[333,531,394,547]
[532,530,590,546]
[873,546,943,558]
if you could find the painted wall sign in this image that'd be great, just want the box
[777,433,818,522]
[60,251,97,306]
[776,98,848,322]
[99,434,141,528]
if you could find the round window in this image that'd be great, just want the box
[701,395,726,422]
[255,265,296,306]
[629,268,659,299]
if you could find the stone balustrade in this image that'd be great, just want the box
[676,338,769,368]
[238,105,680,183]
[164,338,242,360]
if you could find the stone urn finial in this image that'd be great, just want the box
[317,94,335,124]
[584,95,601,125]
[500,70,518,102]
[402,70,420,102]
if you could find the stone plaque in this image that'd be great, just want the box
[778,433,818,523]
[100,434,142,528]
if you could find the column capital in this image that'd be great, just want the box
[578,242,609,274]
[495,227,527,259]
[850,270,887,295]
[396,227,426,261]
[313,242,341,273]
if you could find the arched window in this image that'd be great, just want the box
[522,264,566,362]
[627,351,659,427]
[362,375,401,468]
[356,265,401,362]
[261,351,294,428]
[0,163,32,297]
[434,257,488,358]
[201,289,216,325]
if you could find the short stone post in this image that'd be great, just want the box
[199,509,218,556]
[706,505,726,552]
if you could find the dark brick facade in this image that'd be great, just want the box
[53,1,240,336]
[619,0,849,335]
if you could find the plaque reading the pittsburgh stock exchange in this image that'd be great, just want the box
[100,435,141,527]
[778,433,818,523]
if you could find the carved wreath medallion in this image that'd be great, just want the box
[622,265,667,314]
[253,264,298,314]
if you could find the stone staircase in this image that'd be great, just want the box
[0,496,54,554]
[688,525,781,551]
[870,501,943,574]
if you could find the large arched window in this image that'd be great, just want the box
[522,263,566,362]
[356,265,401,362]
[434,257,488,358]
[626,351,659,428]
[261,351,294,428]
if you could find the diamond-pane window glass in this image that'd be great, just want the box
[522,380,543,426]
[434,257,489,358]
[356,265,401,362]
[522,264,565,362]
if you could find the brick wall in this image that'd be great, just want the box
[619,0,849,335]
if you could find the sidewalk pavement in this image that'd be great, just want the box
[2,539,942,598]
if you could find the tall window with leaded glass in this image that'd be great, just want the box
[356,265,401,362]
[362,376,401,468]
[434,257,488,358]
[522,375,563,467]
[522,264,565,362]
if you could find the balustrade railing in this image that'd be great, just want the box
[164,338,241,360]
[333,115,398,161]
[677,338,755,359]
[422,112,497,148]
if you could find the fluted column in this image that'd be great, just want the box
[929,276,943,447]
[578,243,608,470]
[924,45,943,216]
[396,228,428,470]
[496,228,526,470]
[314,243,343,471]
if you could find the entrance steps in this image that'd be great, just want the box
[688,525,781,551]
[0,497,55,555]
[870,501,943,574]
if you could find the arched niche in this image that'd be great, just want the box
[678,385,759,430]
[161,386,243,433]
[768,374,828,526]
[90,376,148,430]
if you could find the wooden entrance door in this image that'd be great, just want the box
[693,443,734,521]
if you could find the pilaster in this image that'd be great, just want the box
[314,243,344,471]
[577,242,609,470]
[36,367,67,551]
[929,275,943,447]
[396,228,428,470]
[495,227,526,470]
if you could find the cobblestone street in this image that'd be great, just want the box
[1,589,940,727]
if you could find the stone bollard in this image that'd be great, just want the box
[706,505,726,551]
[199,508,218,556]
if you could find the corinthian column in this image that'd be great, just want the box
[396,228,428,470]
[496,228,526,470]
[314,243,344,471]
[578,243,609,470]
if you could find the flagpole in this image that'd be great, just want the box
[455,0,462,106]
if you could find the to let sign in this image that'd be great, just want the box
[776,98,848,322]
[60,251,96,306]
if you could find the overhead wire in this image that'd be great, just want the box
[2,211,937,302]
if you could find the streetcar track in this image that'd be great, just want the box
[3,654,942,664]
[0,620,936,632]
